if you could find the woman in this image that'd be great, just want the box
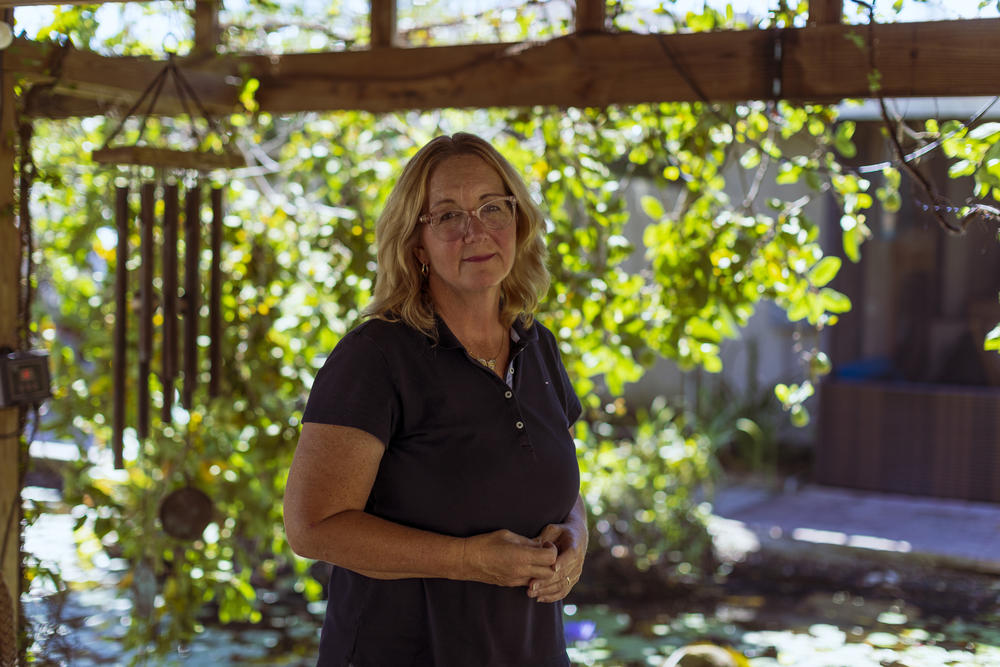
[283,132,587,666]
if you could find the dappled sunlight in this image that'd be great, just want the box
[566,596,1000,667]
[790,527,913,553]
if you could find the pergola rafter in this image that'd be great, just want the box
[6,16,1000,118]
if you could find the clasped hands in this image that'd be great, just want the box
[462,522,586,603]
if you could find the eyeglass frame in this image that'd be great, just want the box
[417,195,518,240]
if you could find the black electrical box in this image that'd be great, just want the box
[0,350,52,408]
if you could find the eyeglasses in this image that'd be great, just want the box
[418,196,517,242]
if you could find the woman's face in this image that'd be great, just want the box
[414,154,517,307]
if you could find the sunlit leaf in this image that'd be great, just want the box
[986,323,1000,352]
[807,256,841,287]
[640,195,666,221]
[968,122,1000,141]
[820,288,852,313]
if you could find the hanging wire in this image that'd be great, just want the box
[857,96,1000,174]
[98,56,233,155]
[98,64,173,152]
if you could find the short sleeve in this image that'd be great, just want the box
[538,325,582,426]
[301,330,400,447]
[557,359,582,426]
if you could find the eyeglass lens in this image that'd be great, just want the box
[431,198,515,240]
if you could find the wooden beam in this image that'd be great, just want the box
[17,90,110,119]
[370,0,397,49]
[575,0,606,34]
[241,31,769,112]
[11,18,1000,117]
[0,19,21,661]
[91,146,244,170]
[783,18,999,101]
[808,0,843,26]
[246,18,1000,112]
[5,38,240,117]
[193,0,220,56]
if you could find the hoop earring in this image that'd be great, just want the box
[421,263,429,277]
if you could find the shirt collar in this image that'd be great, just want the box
[432,313,537,350]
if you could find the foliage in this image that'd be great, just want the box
[15,0,1000,659]
[579,398,717,578]
[27,100,851,655]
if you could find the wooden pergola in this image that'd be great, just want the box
[1,0,998,655]
[3,2,1000,116]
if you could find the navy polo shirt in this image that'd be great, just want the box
[301,315,582,667]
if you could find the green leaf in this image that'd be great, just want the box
[239,78,260,112]
[820,287,852,313]
[867,69,883,93]
[834,121,857,158]
[968,122,1000,141]
[808,256,841,287]
[787,299,810,322]
[877,186,901,213]
[882,166,901,188]
[949,159,975,178]
[776,163,802,184]
[986,323,1000,352]
[687,318,722,343]
[702,354,723,373]
[844,31,865,50]
[790,404,810,427]
[640,195,666,221]
[629,146,649,165]
[842,227,861,263]
[810,351,832,377]
[740,147,761,169]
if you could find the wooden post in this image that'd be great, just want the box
[370,0,397,48]
[192,0,220,56]
[0,8,21,658]
[808,0,843,25]
[575,0,606,34]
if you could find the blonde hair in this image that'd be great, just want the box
[364,133,550,335]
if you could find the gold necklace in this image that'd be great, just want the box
[472,332,506,370]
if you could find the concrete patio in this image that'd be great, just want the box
[709,480,1000,576]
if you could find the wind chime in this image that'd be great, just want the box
[94,56,242,530]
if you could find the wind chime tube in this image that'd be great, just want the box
[161,182,179,421]
[113,185,129,469]
[209,186,223,398]
[137,181,155,439]
[182,183,201,410]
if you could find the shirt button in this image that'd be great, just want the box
[504,391,513,399]
[515,421,524,430]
